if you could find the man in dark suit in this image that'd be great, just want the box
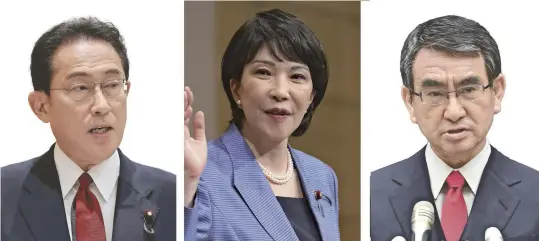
[371,15,539,241]
[1,17,176,241]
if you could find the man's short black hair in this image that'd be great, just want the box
[31,16,129,95]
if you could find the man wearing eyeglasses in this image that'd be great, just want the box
[371,15,539,241]
[1,17,175,241]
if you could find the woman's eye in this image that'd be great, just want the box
[291,74,306,80]
[255,69,271,76]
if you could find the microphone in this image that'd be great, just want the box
[411,201,435,241]
[391,236,406,241]
[485,227,503,241]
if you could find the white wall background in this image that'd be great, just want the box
[0,2,183,174]
[361,1,539,240]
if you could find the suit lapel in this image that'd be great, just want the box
[112,150,159,241]
[292,149,332,241]
[461,147,520,241]
[388,147,445,241]
[223,125,298,241]
[18,145,71,241]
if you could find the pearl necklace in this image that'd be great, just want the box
[258,150,294,185]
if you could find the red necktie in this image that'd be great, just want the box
[441,171,467,241]
[75,173,106,241]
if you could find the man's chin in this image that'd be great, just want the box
[83,145,118,161]
[438,138,484,157]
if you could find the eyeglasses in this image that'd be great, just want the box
[50,79,128,101]
[410,84,492,105]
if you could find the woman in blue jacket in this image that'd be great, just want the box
[184,8,340,241]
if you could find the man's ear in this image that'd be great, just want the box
[491,74,506,114]
[125,81,131,96]
[28,91,51,123]
[401,86,417,123]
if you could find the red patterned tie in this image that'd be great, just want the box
[75,173,106,241]
[441,171,467,241]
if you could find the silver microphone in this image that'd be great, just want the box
[391,236,406,241]
[485,227,503,241]
[411,201,435,241]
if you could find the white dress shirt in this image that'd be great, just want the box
[425,141,491,219]
[54,144,120,241]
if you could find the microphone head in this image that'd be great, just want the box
[485,227,503,241]
[391,236,406,241]
[411,201,435,230]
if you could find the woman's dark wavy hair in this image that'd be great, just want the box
[221,9,329,137]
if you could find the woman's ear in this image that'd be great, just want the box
[310,90,316,104]
[230,79,241,101]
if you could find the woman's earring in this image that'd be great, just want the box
[236,100,242,109]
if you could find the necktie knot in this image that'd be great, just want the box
[78,172,93,190]
[446,171,465,188]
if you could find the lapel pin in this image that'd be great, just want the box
[143,210,155,234]
[315,190,322,200]
[314,190,325,217]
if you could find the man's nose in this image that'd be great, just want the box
[443,94,466,122]
[90,90,111,116]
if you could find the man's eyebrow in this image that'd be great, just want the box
[420,78,443,87]
[65,68,122,81]
[457,76,482,86]
[104,68,122,76]
[65,71,90,80]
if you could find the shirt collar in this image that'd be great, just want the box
[425,140,491,199]
[54,144,120,202]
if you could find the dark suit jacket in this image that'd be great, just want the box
[371,146,539,241]
[1,145,176,241]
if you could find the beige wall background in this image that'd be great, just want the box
[185,2,360,240]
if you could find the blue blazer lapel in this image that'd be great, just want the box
[112,150,159,241]
[19,145,71,241]
[292,149,335,241]
[461,147,520,241]
[388,147,445,240]
[223,125,298,241]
